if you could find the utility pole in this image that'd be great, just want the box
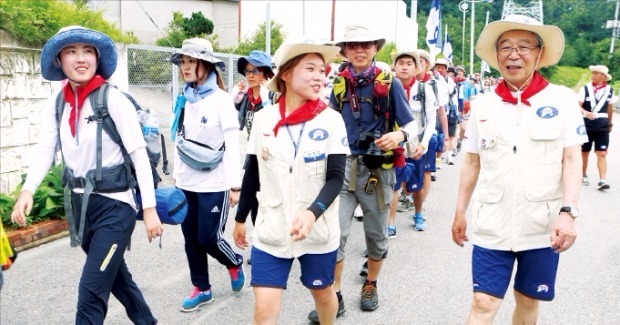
[608,0,620,54]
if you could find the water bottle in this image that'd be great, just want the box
[142,110,161,159]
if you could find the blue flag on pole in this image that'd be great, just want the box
[443,32,453,64]
[425,0,442,58]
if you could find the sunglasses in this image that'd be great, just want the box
[244,68,262,76]
[345,41,377,50]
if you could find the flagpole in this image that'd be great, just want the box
[481,10,490,79]
[469,1,475,76]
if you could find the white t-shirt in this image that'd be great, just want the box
[173,89,241,192]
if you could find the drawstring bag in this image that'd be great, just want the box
[0,224,17,271]
[137,187,188,225]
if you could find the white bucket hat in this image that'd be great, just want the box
[589,65,612,81]
[434,58,450,68]
[391,50,420,74]
[416,49,434,72]
[476,14,564,70]
[267,38,340,93]
[336,24,386,55]
[170,38,225,70]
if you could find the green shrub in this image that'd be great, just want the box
[0,0,137,47]
[1,165,66,227]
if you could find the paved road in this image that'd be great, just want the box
[2,112,619,324]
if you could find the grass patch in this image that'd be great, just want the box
[549,66,589,91]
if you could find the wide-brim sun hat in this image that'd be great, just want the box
[589,65,612,81]
[434,58,450,68]
[391,50,420,66]
[267,38,340,93]
[41,26,117,81]
[417,49,434,72]
[476,14,564,70]
[335,24,386,55]
[237,50,274,77]
[170,38,225,70]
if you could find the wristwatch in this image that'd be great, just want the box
[400,130,409,142]
[559,206,579,218]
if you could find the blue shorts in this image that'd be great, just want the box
[472,245,559,301]
[405,158,424,192]
[394,162,415,191]
[250,246,337,289]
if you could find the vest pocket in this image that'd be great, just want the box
[255,198,288,246]
[472,188,504,238]
[530,127,563,164]
[522,184,562,236]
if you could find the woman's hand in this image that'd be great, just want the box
[142,207,164,243]
[229,190,240,207]
[11,191,33,227]
[290,210,316,241]
[233,222,249,249]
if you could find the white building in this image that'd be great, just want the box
[88,0,239,48]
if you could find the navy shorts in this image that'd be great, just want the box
[405,158,424,192]
[250,246,337,289]
[582,130,609,152]
[394,162,415,191]
[472,245,559,301]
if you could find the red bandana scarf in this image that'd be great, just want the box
[247,87,263,110]
[272,97,327,136]
[62,74,107,136]
[593,82,607,94]
[403,78,416,100]
[494,71,549,106]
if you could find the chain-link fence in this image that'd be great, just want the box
[126,44,247,122]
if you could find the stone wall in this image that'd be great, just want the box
[0,30,128,194]
[0,30,58,194]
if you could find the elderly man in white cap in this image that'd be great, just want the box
[578,65,614,190]
[451,15,587,324]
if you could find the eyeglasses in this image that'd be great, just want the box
[496,45,540,56]
[345,41,377,50]
[244,68,262,76]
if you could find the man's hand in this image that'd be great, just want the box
[290,210,316,241]
[411,145,425,160]
[142,207,164,243]
[233,222,249,249]
[11,191,33,227]
[584,111,596,121]
[375,131,404,151]
[550,213,577,253]
[451,213,469,247]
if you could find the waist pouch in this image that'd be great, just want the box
[137,187,188,225]
[63,164,133,193]
[177,136,225,171]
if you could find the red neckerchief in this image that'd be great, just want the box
[593,82,607,94]
[63,75,106,137]
[402,78,416,100]
[272,97,327,136]
[247,87,263,111]
[421,72,431,83]
[494,71,549,106]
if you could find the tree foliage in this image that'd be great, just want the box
[377,41,397,65]
[231,21,286,56]
[0,0,137,47]
[155,11,215,48]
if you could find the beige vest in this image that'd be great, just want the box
[251,104,341,258]
[470,86,567,251]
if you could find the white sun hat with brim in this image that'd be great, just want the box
[476,14,564,70]
[391,50,420,66]
[434,58,450,68]
[170,38,225,70]
[335,24,386,55]
[267,38,340,93]
[41,26,117,81]
[416,49,434,72]
[589,65,612,81]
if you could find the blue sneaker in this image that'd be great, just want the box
[388,225,397,239]
[229,255,245,292]
[413,214,426,231]
[180,287,213,312]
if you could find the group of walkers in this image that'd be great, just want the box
[7,10,612,325]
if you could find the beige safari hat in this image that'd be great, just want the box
[476,14,564,70]
[589,65,612,81]
[170,38,225,70]
[336,24,386,55]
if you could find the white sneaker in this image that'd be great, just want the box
[436,158,442,170]
[447,155,455,165]
[354,205,363,220]
[582,176,590,186]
